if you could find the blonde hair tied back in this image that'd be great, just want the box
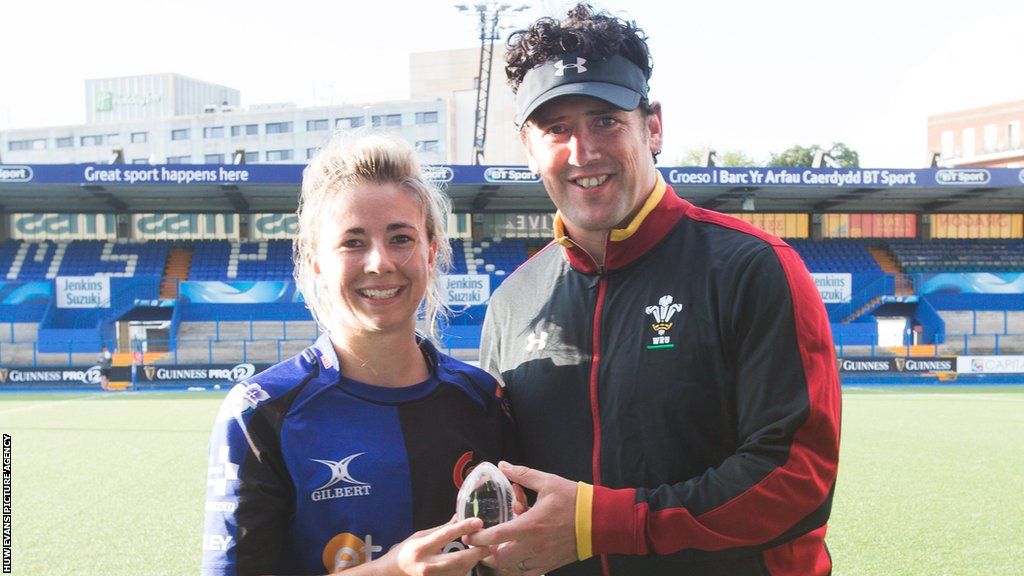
[293,131,453,341]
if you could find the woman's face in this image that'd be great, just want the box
[313,182,435,339]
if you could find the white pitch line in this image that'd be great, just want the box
[848,392,1024,402]
[0,393,108,415]
[925,393,1024,402]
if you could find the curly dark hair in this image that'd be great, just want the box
[504,3,653,93]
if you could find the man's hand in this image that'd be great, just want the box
[463,462,579,576]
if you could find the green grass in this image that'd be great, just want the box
[1,386,1022,575]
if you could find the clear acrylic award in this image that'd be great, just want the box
[456,461,515,528]
[456,462,515,576]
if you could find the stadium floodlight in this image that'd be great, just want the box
[109,148,125,164]
[701,149,717,167]
[928,152,942,168]
[456,1,530,165]
[812,150,827,168]
[812,150,842,169]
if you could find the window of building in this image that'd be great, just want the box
[205,153,225,164]
[416,140,440,152]
[167,155,191,164]
[204,126,225,139]
[266,149,293,161]
[371,114,402,128]
[171,128,190,141]
[56,137,74,148]
[336,116,365,129]
[231,124,258,137]
[940,131,954,158]
[307,148,319,159]
[8,140,43,151]
[106,134,120,145]
[961,128,975,157]
[983,124,997,152]
[81,135,104,147]
[131,131,148,144]
[306,119,328,131]
[1009,121,1021,149]
[265,122,293,134]
[131,158,149,164]
[415,111,438,124]
[244,151,259,163]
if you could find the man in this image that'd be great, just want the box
[98,344,113,390]
[468,4,841,575]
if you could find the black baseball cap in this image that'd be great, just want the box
[516,53,649,126]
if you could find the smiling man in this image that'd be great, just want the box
[470,4,842,576]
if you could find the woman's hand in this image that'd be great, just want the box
[381,517,489,576]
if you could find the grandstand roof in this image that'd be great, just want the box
[1,164,1022,214]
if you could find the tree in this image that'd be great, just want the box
[768,142,859,168]
[827,142,859,168]
[674,148,758,167]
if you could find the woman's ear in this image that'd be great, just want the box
[311,250,322,276]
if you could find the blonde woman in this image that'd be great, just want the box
[201,133,515,576]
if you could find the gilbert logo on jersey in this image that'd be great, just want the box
[310,452,373,502]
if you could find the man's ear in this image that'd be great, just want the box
[646,101,664,156]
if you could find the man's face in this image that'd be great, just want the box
[520,95,662,236]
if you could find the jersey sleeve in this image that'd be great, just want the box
[585,244,841,560]
[201,381,294,576]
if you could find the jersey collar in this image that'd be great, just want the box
[308,331,446,403]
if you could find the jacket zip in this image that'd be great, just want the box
[562,235,613,576]
[590,274,613,576]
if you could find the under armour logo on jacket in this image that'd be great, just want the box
[526,331,549,351]
[553,57,587,76]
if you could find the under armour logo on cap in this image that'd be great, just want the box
[516,53,649,126]
[553,57,587,76]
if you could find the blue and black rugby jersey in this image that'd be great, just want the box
[201,333,516,576]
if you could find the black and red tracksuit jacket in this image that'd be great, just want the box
[481,177,841,575]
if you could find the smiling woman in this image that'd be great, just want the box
[200,132,517,576]
[293,133,452,343]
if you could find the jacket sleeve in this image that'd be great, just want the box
[479,298,503,389]
[200,382,294,576]
[480,302,522,464]
[586,244,841,558]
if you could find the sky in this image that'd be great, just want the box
[0,0,1021,167]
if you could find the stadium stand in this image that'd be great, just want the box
[925,294,1024,354]
[788,239,884,274]
[189,240,293,281]
[888,239,1024,273]
[0,239,168,280]
[3,232,1024,369]
[1,240,58,280]
[171,319,316,364]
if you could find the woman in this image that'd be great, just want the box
[201,133,515,576]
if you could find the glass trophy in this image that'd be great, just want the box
[456,461,515,527]
[456,462,515,576]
